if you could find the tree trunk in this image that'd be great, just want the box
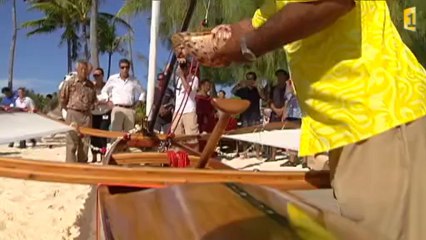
[125,15,135,76]
[89,0,99,68]
[107,52,112,79]
[82,24,89,60]
[67,39,72,73]
[8,0,17,91]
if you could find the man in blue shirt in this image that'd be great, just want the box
[1,87,18,148]
[1,87,17,109]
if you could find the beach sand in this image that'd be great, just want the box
[0,137,97,240]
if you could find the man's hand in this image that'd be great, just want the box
[211,19,255,65]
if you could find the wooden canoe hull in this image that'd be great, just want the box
[97,183,375,240]
[99,184,297,240]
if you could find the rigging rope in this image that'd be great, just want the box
[147,0,198,133]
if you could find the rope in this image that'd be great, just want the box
[167,150,190,168]
[201,0,211,27]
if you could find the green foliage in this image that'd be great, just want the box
[118,0,287,86]
[387,0,426,67]
[22,0,133,63]
[134,103,146,125]
[26,90,58,112]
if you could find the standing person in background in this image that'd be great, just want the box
[60,60,97,163]
[281,79,304,167]
[1,87,18,148]
[155,86,175,134]
[231,72,265,127]
[154,73,175,134]
[282,80,302,123]
[270,69,289,122]
[90,67,111,163]
[232,71,265,158]
[171,59,199,140]
[1,87,17,110]
[100,59,146,132]
[196,79,216,134]
[42,94,55,114]
[14,87,37,148]
[267,69,289,161]
[217,90,226,99]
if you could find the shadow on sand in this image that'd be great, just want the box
[0,151,21,157]
[73,186,98,240]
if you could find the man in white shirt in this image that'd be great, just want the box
[100,59,146,132]
[15,87,37,148]
[15,87,35,112]
[171,60,199,137]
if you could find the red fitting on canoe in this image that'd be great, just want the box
[123,133,131,141]
[167,150,189,168]
[100,147,107,155]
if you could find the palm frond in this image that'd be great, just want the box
[98,12,134,32]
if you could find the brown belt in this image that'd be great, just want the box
[68,108,89,113]
[114,104,133,109]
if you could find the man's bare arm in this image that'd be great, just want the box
[247,0,355,57]
[60,82,69,109]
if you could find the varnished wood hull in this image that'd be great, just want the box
[97,183,375,240]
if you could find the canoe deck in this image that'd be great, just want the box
[99,183,301,240]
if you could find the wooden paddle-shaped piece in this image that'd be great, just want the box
[197,98,250,168]
[0,157,330,189]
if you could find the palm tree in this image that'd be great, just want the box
[22,0,132,72]
[98,17,130,78]
[8,0,17,90]
[118,0,286,86]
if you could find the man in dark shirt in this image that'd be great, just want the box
[231,72,265,127]
[154,87,175,134]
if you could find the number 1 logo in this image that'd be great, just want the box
[404,7,416,32]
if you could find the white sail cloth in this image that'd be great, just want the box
[223,129,301,151]
[0,112,73,144]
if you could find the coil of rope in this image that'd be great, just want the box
[167,150,190,168]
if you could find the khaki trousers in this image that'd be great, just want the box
[329,116,426,240]
[111,107,135,132]
[171,112,199,135]
[65,110,91,163]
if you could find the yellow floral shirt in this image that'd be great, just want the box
[252,0,426,156]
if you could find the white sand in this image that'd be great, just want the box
[0,137,97,240]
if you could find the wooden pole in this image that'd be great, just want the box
[197,98,250,168]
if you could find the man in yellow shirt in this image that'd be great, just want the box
[209,0,426,239]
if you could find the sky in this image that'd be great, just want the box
[0,1,173,94]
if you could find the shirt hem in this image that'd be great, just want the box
[298,112,426,157]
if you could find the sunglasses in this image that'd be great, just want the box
[120,66,130,69]
[93,74,101,77]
